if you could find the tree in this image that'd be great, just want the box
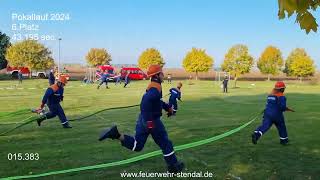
[5,40,54,71]
[285,48,316,81]
[257,46,284,81]
[86,48,111,67]
[278,0,320,33]
[221,44,254,87]
[0,32,11,69]
[182,48,214,80]
[138,48,165,70]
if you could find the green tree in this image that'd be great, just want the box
[0,32,11,69]
[5,40,54,72]
[285,48,316,81]
[182,48,214,80]
[257,46,284,81]
[221,44,254,87]
[138,48,165,70]
[278,0,319,33]
[86,48,112,67]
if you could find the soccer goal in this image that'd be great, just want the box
[214,71,231,85]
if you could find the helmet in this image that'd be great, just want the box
[147,65,163,77]
[274,81,285,89]
[58,76,68,85]
[177,82,183,88]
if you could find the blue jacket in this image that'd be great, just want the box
[169,88,181,102]
[42,84,64,106]
[100,73,110,81]
[264,92,287,118]
[140,82,171,121]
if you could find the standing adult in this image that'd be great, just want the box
[18,70,23,84]
[49,69,55,85]
[222,75,229,93]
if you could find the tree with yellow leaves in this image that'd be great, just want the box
[86,48,111,67]
[5,40,54,71]
[221,44,253,87]
[182,48,213,80]
[138,48,165,70]
[278,0,319,34]
[285,48,316,81]
[257,46,284,81]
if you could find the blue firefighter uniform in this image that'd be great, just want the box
[115,75,121,85]
[98,73,110,89]
[169,88,181,114]
[253,92,288,144]
[120,81,178,166]
[40,84,70,127]
[123,73,130,88]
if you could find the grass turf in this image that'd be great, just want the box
[0,79,319,179]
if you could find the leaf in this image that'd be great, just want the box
[297,11,318,33]
[282,0,298,17]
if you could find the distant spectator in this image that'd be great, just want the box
[49,69,55,85]
[167,74,172,84]
[18,70,23,84]
[222,75,229,93]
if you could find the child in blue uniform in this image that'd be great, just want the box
[123,72,130,88]
[36,76,72,128]
[169,82,182,115]
[99,65,184,173]
[97,70,110,89]
[252,81,294,145]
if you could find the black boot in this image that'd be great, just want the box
[36,115,47,126]
[63,123,72,128]
[99,125,120,141]
[97,85,100,89]
[168,161,185,173]
[280,138,289,145]
[251,133,258,144]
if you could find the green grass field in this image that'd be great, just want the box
[0,79,319,179]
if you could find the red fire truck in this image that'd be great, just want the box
[120,67,147,80]
[6,66,48,79]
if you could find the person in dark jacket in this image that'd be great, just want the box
[18,70,23,84]
[251,81,294,145]
[48,69,55,85]
[222,75,228,93]
[35,76,72,128]
[99,65,184,173]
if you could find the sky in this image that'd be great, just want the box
[0,0,319,68]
